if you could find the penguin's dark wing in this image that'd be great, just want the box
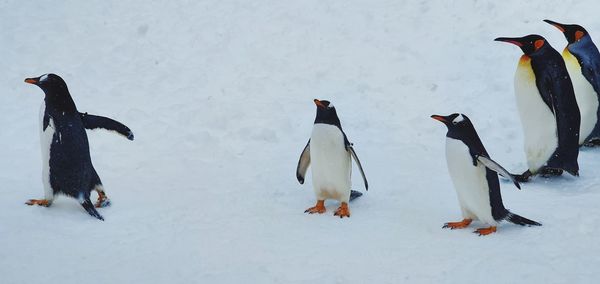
[342,133,368,190]
[571,40,600,94]
[296,140,310,184]
[485,168,510,221]
[476,155,521,190]
[80,112,134,140]
[536,74,556,114]
[581,61,600,95]
[348,145,369,191]
[43,112,51,131]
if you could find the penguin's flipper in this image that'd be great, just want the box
[476,155,521,190]
[348,145,369,191]
[580,62,600,97]
[296,140,310,184]
[537,75,556,114]
[80,112,134,140]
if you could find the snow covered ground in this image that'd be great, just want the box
[1,0,599,283]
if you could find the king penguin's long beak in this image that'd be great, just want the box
[543,19,566,32]
[494,37,524,47]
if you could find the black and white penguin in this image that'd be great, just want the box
[495,35,580,181]
[24,73,134,221]
[296,99,368,218]
[545,19,600,146]
[432,113,541,236]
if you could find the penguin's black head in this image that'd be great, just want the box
[431,113,476,139]
[495,34,548,56]
[314,99,341,127]
[544,19,589,44]
[25,73,76,111]
[24,73,68,94]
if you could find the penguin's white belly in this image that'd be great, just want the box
[514,56,558,172]
[39,103,55,199]
[310,124,351,202]
[563,49,599,144]
[445,138,496,225]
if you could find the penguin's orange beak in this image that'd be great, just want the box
[544,19,566,32]
[431,114,448,123]
[494,37,524,47]
[24,77,38,85]
[314,99,326,109]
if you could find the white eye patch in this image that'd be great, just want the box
[452,114,464,124]
[328,103,335,108]
[39,74,49,82]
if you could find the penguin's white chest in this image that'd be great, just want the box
[445,138,495,225]
[514,56,558,172]
[563,49,599,144]
[39,102,55,199]
[309,124,351,202]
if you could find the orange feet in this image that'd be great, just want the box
[334,202,350,218]
[95,191,111,208]
[305,200,326,214]
[443,219,472,230]
[474,226,497,236]
[25,199,51,207]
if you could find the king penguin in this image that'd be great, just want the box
[545,19,600,146]
[24,73,134,221]
[296,99,368,218]
[432,113,541,236]
[495,35,580,181]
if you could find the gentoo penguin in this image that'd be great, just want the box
[24,73,134,221]
[495,35,580,181]
[545,19,600,146]
[432,113,541,236]
[296,99,368,218]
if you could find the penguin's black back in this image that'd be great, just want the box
[530,44,580,174]
[45,105,98,199]
[568,35,600,93]
[568,35,600,140]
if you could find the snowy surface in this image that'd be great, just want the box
[1,0,599,283]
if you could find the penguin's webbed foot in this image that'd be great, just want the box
[333,202,350,218]
[540,167,563,177]
[95,191,111,208]
[473,226,496,236]
[512,170,532,183]
[583,138,600,147]
[442,218,472,229]
[25,199,51,207]
[304,200,326,214]
[95,198,111,208]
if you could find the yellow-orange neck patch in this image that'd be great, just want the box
[519,55,531,65]
[575,30,585,41]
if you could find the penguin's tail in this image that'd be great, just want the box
[505,211,541,226]
[81,198,105,221]
[349,190,363,202]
